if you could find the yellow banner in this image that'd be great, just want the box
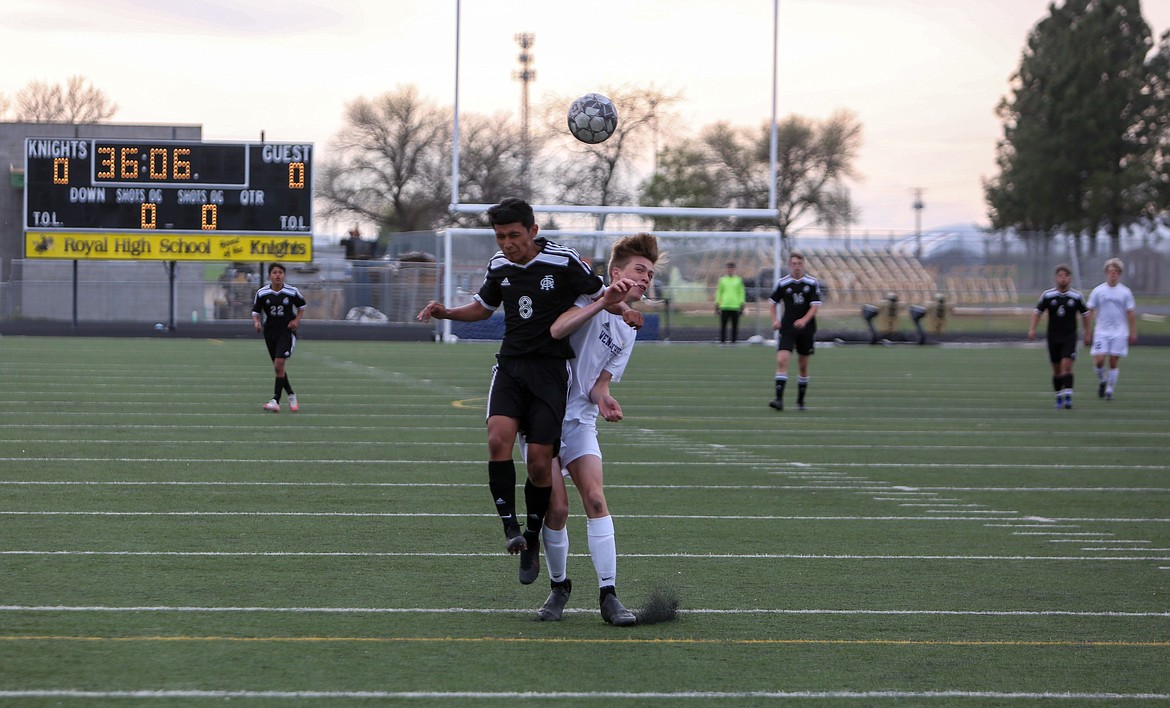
[24,232,312,262]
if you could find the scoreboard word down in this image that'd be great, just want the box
[25,139,312,234]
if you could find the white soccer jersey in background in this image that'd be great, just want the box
[565,294,637,424]
[1087,282,1136,335]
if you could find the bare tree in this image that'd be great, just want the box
[318,85,536,234]
[639,111,862,242]
[14,81,62,122]
[456,112,531,208]
[61,76,118,123]
[14,76,116,123]
[766,111,863,243]
[317,86,453,234]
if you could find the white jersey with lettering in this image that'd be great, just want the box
[565,295,637,424]
[1087,282,1135,337]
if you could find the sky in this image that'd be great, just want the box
[3,0,1169,240]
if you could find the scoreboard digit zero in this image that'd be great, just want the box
[24,138,312,235]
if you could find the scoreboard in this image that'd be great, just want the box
[23,138,313,261]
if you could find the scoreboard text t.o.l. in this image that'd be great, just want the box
[24,139,313,235]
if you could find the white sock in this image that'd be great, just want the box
[1107,369,1119,391]
[542,525,569,583]
[1095,366,1106,383]
[586,515,617,588]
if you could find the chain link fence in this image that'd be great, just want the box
[2,229,1166,342]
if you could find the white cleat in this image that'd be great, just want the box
[263,399,280,413]
[288,394,299,412]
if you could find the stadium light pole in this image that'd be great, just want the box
[451,0,462,212]
[513,32,536,201]
[767,0,776,325]
[769,0,779,215]
[443,0,463,342]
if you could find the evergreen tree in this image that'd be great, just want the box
[985,0,1159,254]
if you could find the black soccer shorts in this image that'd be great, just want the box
[778,327,816,356]
[264,328,296,360]
[487,355,570,447]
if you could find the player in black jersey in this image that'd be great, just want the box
[768,252,822,411]
[1028,264,1088,409]
[418,198,640,584]
[251,263,307,413]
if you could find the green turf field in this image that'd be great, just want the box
[0,336,1166,705]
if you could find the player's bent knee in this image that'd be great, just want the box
[583,490,608,517]
[545,503,569,528]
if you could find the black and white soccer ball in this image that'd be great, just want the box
[567,93,618,145]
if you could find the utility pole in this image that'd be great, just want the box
[513,33,536,200]
[911,187,925,258]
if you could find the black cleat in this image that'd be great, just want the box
[797,402,807,411]
[538,579,572,621]
[1098,382,1107,398]
[504,524,526,554]
[518,530,540,584]
[600,591,637,626]
[768,399,783,411]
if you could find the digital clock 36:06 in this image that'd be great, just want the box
[92,142,247,186]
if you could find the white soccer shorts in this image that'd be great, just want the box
[1091,334,1129,358]
[558,418,602,469]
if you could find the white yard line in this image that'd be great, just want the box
[0,690,1166,701]
[2,550,1168,561]
[0,605,1167,617]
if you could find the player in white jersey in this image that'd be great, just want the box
[1084,258,1137,401]
[535,232,660,627]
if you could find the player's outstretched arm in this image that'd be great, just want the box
[551,279,639,339]
[417,300,493,323]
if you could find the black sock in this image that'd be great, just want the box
[488,460,519,530]
[1065,373,1074,391]
[273,378,283,401]
[282,376,294,395]
[1052,375,1062,392]
[774,375,787,401]
[524,479,551,534]
[797,377,808,405]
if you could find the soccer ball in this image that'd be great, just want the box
[567,93,618,144]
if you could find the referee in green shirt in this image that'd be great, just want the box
[715,261,747,344]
